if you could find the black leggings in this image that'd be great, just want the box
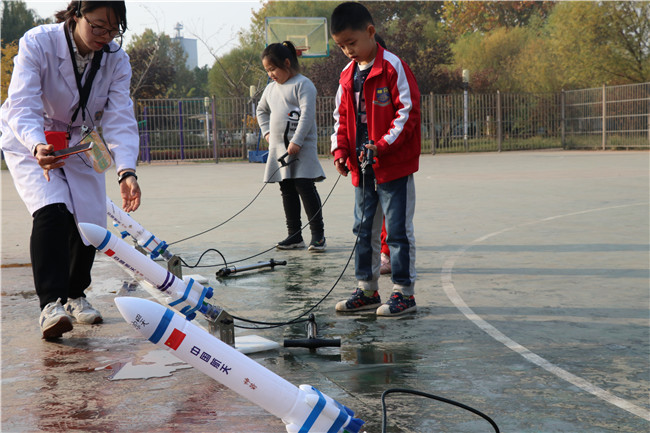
[279,178,325,242]
[30,203,96,309]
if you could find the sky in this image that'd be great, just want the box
[25,1,264,67]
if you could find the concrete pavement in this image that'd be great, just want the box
[1,150,648,432]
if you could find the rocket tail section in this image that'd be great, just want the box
[284,385,365,433]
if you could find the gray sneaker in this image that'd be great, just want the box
[65,297,103,324]
[308,237,326,252]
[40,298,73,339]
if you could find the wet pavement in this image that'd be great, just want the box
[1,150,649,432]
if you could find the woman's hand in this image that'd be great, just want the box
[34,143,65,181]
[120,175,141,212]
[287,142,301,155]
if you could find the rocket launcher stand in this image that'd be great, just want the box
[216,258,287,277]
[208,308,235,346]
[166,255,183,279]
[284,314,341,351]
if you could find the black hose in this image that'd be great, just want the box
[381,388,500,433]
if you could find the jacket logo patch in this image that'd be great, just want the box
[374,87,391,107]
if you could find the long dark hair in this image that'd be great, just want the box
[55,1,127,33]
[262,41,300,73]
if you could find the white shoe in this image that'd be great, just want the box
[65,297,103,325]
[375,291,417,317]
[40,298,73,339]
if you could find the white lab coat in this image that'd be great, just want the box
[0,23,139,237]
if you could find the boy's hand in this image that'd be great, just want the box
[334,157,349,176]
[364,142,378,155]
[358,143,378,163]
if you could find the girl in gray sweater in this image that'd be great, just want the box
[257,41,326,251]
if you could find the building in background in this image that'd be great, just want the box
[173,22,198,70]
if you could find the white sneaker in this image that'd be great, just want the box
[40,298,73,339]
[65,297,103,325]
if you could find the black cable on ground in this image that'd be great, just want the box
[227,173,342,266]
[167,182,271,247]
[168,157,363,331]
[228,210,356,329]
[176,173,343,269]
[226,170,364,330]
[178,248,227,269]
[167,158,297,247]
[381,388,500,433]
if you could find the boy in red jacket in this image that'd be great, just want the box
[330,2,420,316]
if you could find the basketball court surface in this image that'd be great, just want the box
[2,150,648,432]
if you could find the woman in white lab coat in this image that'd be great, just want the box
[0,1,141,339]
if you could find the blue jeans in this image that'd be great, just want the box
[353,170,416,296]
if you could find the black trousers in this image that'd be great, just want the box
[279,178,325,242]
[30,203,96,310]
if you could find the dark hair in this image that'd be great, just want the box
[262,41,300,73]
[331,2,374,35]
[55,1,127,33]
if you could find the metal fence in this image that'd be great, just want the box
[137,97,255,163]
[564,83,650,149]
[134,82,649,163]
[425,92,563,153]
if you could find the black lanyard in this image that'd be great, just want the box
[64,22,103,136]
[354,64,370,156]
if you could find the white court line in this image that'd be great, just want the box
[440,202,650,421]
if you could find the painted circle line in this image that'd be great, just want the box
[440,202,650,421]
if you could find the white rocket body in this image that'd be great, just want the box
[106,197,172,260]
[114,297,365,433]
[79,222,216,321]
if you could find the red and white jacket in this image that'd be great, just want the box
[331,44,421,187]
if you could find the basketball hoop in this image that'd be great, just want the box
[295,46,309,57]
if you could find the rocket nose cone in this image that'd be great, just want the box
[114,297,169,340]
[114,296,136,322]
[77,222,108,248]
[115,296,155,321]
[114,296,131,317]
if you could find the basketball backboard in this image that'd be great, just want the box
[265,17,329,58]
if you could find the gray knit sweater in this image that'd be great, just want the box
[257,74,325,183]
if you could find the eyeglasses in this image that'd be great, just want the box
[83,16,123,38]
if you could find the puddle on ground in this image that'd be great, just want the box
[99,349,192,380]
